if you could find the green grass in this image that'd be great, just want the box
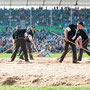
[0,53,89,58]
[0,86,90,90]
[50,53,89,58]
[0,53,17,58]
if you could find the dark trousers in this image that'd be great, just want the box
[60,41,77,63]
[26,42,32,53]
[78,40,90,61]
[19,42,33,59]
[11,39,28,61]
[18,48,22,56]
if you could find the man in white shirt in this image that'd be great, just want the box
[58,22,84,63]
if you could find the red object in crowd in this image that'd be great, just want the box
[42,28,45,31]
[0,42,2,45]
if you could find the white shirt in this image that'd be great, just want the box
[24,32,33,40]
[65,27,71,31]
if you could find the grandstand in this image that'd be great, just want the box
[0,0,90,53]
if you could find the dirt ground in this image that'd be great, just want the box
[0,57,90,86]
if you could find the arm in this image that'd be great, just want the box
[12,39,15,48]
[79,39,82,48]
[12,32,16,48]
[28,35,38,52]
[65,29,69,42]
[27,34,35,46]
[76,39,80,47]
[75,36,82,48]
[64,27,71,41]
[29,39,35,46]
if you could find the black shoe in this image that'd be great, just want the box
[73,61,80,63]
[30,56,34,60]
[59,60,62,63]
[10,60,14,62]
[57,58,63,63]
[77,59,81,61]
[25,60,29,63]
[30,58,34,60]
[19,57,24,60]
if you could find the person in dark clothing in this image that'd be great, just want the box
[75,25,90,61]
[11,26,29,62]
[58,22,84,63]
[19,26,35,60]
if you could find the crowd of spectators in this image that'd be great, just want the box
[0,7,90,53]
[34,29,64,53]
[0,29,13,53]
[0,7,90,29]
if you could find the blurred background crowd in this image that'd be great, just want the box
[0,7,90,53]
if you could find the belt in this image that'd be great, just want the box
[15,37,24,39]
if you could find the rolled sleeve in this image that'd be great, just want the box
[24,32,28,37]
[65,27,71,31]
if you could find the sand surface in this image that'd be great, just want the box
[0,57,90,86]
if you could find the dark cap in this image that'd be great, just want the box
[78,22,84,26]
